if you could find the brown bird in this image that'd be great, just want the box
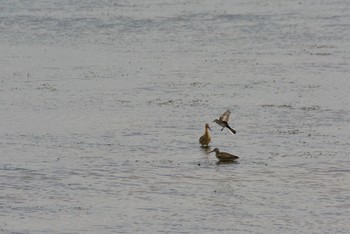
[208,148,239,162]
[213,109,236,135]
[199,123,212,147]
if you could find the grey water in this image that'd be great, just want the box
[1,0,350,233]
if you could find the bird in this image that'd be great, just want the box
[199,123,212,147]
[208,148,239,162]
[213,109,236,135]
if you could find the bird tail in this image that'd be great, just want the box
[227,125,236,135]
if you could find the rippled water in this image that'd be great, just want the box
[1,0,350,233]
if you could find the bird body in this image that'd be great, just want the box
[199,123,211,147]
[213,109,236,135]
[208,148,239,162]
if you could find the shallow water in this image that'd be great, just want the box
[1,0,350,233]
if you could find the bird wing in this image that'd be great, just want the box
[219,109,231,123]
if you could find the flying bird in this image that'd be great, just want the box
[208,148,239,162]
[199,123,211,147]
[213,109,236,135]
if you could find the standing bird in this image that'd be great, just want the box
[213,109,237,135]
[199,123,212,147]
[208,148,239,162]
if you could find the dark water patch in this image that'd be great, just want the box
[310,52,332,56]
[280,151,336,159]
[0,165,33,172]
[326,168,350,173]
[305,44,338,56]
[1,202,90,216]
[134,159,176,166]
[261,104,294,109]
[214,13,271,23]
[147,98,182,106]
[147,97,209,107]
[189,82,210,88]
[300,105,321,111]
[116,99,131,105]
[122,131,153,137]
[275,129,303,135]
[36,83,58,92]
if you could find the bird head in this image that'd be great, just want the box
[208,148,220,154]
[213,119,219,124]
[205,123,212,131]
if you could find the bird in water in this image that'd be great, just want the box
[213,109,236,135]
[199,123,211,147]
[208,148,239,162]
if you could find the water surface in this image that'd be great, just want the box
[1,0,350,233]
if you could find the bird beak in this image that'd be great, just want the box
[208,150,214,154]
[208,126,212,132]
